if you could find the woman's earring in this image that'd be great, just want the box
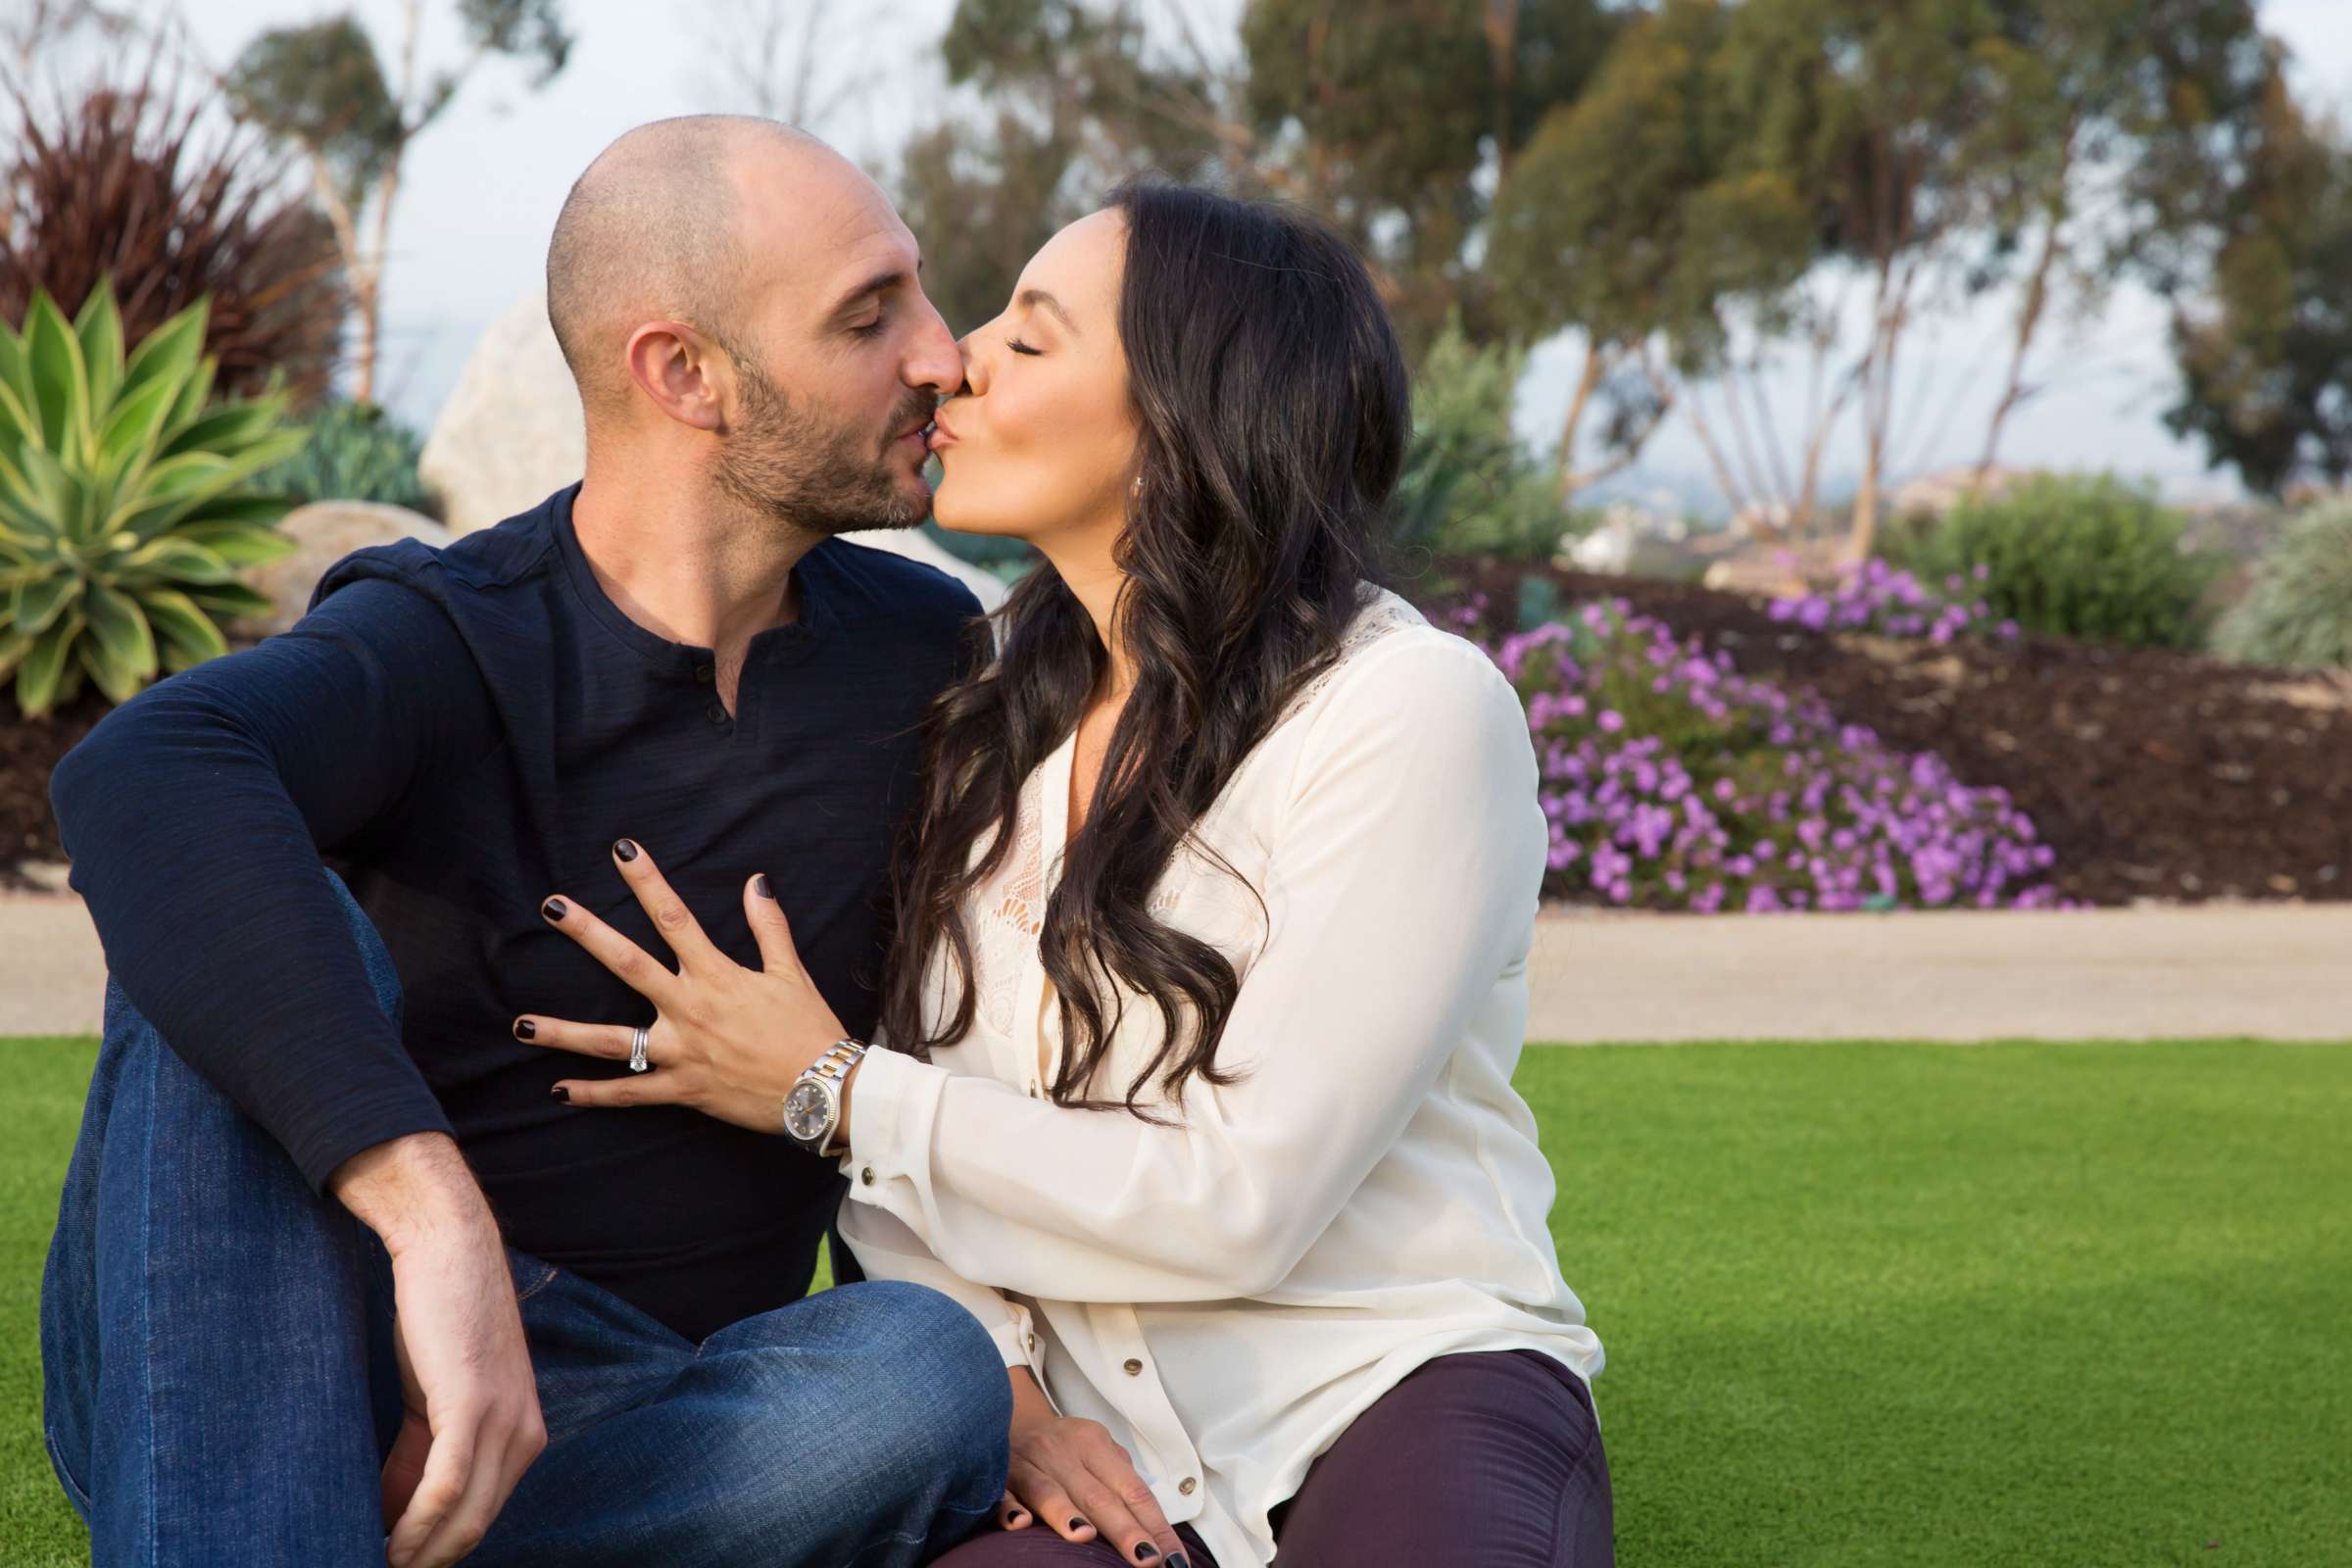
[1132,475,1145,496]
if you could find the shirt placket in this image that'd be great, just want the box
[1081,1302,1206,1522]
[1028,737,1204,1513]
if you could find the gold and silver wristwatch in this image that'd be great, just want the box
[782,1037,869,1154]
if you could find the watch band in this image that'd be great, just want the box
[784,1037,869,1152]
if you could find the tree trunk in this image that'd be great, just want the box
[1979,140,2073,476]
[1551,342,1608,503]
[1681,391,1748,517]
[1847,434,1882,564]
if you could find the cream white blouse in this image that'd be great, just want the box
[838,588,1601,1568]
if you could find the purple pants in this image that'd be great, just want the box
[931,1349,1613,1567]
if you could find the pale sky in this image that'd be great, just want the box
[58,0,2352,514]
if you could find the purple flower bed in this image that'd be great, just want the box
[1486,598,2063,912]
[1768,558,2020,644]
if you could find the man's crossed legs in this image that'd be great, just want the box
[41,874,1007,1567]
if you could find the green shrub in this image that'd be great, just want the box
[0,283,303,716]
[261,397,433,514]
[1883,474,2225,650]
[1392,319,1574,564]
[2211,498,2352,670]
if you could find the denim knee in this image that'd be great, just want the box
[708,1279,1009,1528]
[837,1279,1014,1492]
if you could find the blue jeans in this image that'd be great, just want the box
[41,873,1008,1566]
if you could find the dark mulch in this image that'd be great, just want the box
[1407,557,2352,907]
[0,689,105,887]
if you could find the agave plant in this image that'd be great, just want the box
[0,282,306,716]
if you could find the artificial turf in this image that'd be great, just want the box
[3,1036,2344,1565]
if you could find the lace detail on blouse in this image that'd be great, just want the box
[974,775,1050,1038]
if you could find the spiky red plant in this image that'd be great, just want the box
[0,57,348,405]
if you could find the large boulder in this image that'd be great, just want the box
[419,288,585,535]
[420,290,1005,611]
[240,501,453,637]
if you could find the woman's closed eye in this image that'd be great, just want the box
[1007,338,1042,357]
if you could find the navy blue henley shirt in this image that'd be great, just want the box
[50,484,983,1342]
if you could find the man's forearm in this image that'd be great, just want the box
[331,1132,500,1254]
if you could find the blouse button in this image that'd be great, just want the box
[705,701,729,725]
[1025,1331,1038,1351]
[858,1166,874,1186]
[1122,1358,1143,1376]
[693,662,714,684]
[1178,1477,1198,1496]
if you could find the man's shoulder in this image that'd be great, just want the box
[310,489,568,615]
[811,533,989,631]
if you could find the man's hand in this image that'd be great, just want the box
[998,1367,1187,1565]
[332,1134,548,1568]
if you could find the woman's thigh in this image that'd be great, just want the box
[1271,1350,1612,1567]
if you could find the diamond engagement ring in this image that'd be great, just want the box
[628,1026,652,1073]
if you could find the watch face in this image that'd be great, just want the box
[783,1080,834,1144]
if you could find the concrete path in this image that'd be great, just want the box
[1522,904,2352,1043]
[1,891,108,1038]
[5,890,2349,1043]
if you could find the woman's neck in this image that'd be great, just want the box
[1037,534,1137,715]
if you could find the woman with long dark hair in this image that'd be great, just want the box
[522,181,1610,1567]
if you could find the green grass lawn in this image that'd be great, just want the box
[5,1036,2347,1565]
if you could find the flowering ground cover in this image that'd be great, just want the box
[1766,557,2019,644]
[1427,560,2352,906]
[6,1035,2348,1566]
[1487,597,2060,911]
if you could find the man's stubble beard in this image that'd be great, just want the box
[711,347,935,538]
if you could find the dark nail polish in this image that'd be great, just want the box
[613,839,639,862]
[754,873,774,899]
[542,897,566,921]
[514,1018,535,1040]
[1168,1556,1190,1568]
[1069,1518,1089,1533]
[1134,1548,1158,1563]
[550,1085,569,1102]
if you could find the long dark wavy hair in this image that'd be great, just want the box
[876,180,1411,1117]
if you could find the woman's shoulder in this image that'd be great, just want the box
[1285,586,1520,734]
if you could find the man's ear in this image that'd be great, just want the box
[622,320,728,432]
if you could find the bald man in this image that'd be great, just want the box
[44,118,1007,1568]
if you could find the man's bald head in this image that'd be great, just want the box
[545,116,838,414]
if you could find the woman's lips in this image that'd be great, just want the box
[926,412,959,452]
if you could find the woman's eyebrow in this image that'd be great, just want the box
[1016,287,1080,336]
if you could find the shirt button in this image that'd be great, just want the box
[706,701,728,724]
[1178,1477,1197,1495]
[859,1166,874,1186]
[1122,1358,1143,1376]
[693,662,714,684]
